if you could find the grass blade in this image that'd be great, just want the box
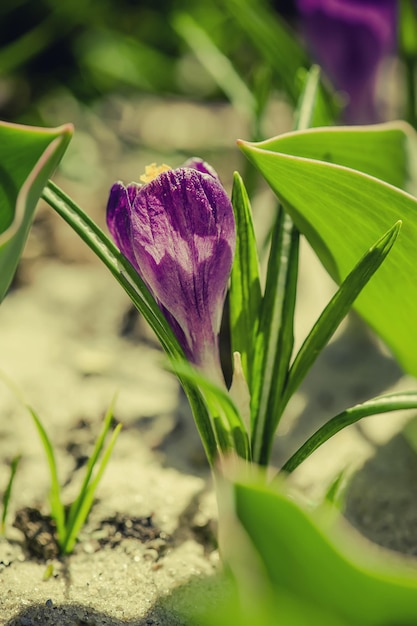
[218,0,308,105]
[63,423,122,554]
[64,397,117,542]
[281,391,417,473]
[172,12,256,124]
[1,454,21,535]
[28,407,66,545]
[282,221,401,409]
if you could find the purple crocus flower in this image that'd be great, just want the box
[107,158,235,383]
[296,0,397,122]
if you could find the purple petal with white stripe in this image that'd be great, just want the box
[107,160,235,382]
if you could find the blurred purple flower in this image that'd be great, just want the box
[107,158,235,382]
[296,0,397,122]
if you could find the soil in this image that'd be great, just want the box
[1,96,417,624]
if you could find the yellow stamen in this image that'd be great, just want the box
[140,163,172,183]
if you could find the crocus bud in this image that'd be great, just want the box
[106,159,235,383]
[296,0,397,122]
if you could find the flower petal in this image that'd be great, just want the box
[182,157,220,180]
[106,164,235,378]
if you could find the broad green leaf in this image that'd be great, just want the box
[282,222,401,409]
[229,172,261,392]
[247,122,412,190]
[239,123,417,377]
[232,477,417,625]
[282,390,417,473]
[0,121,73,302]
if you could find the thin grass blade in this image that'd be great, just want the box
[65,397,117,539]
[172,12,256,125]
[282,221,401,409]
[1,454,21,534]
[27,407,66,544]
[217,0,307,105]
[63,423,122,554]
[281,391,417,473]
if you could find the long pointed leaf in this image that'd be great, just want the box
[250,67,321,465]
[282,391,417,473]
[27,407,66,544]
[65,397,117,543]
[229,172,261,392]
[250,208,299,464]
[282,221,401,408]
[63,423,122,554]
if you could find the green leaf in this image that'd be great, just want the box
[216,0,305,103]
[399,0,417,59]
[282,222,401,408]
[244,122,412,190]
[229,172,261,392]
[169,359,250,460]
[282,390,417,473]
[239,123,417,377]
[1,454,21,535]
[172,13,256,124]
[63,421,122,554]
[63,396,119,553]
[249,66,322,465]
[0,121,73,302]
[250,207,299,464]
[231,477,417,625]
[27,407,66,545]
[217,0,337,124]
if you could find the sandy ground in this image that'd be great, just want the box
[1,246,417,625]
[1,97,417,624]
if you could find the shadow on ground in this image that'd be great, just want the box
[6,572,224,626]
[345,432,417,556]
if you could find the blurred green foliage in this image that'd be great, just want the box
[0,0,305,125]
